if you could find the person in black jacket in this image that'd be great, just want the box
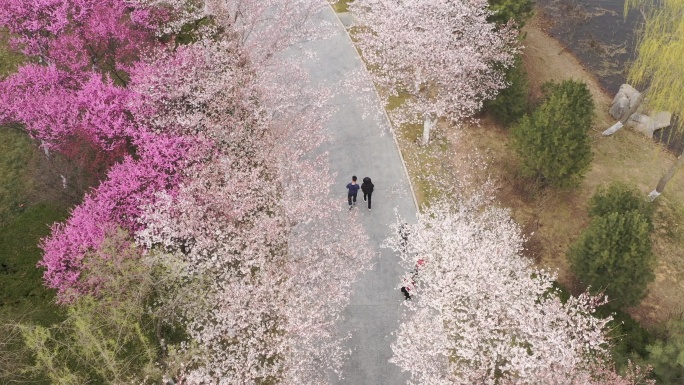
[361,177,374,211]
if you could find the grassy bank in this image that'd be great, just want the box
[474,15,684,327]
[0,127,70,382]
[1,36,78,382]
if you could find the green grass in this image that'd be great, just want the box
[0,127,38,226]
[1,29,23,77]
[386,93,453,207]
[0,124,69,382]
[331,0,353,13]
[0,203,67,312]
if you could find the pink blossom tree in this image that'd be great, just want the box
[0,0,163,152]
[39,134,198,300]
[0,65,139,151]
[385,197,651,384]
[349,0,518,144]
[0,0,158,73]
[0,0,202,298]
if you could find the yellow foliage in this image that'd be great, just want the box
[625,0,684,120]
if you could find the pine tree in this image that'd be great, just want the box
[569,211,654,309]
[485,55,530,126]
[511,80,594,186]
[647,318,684,384]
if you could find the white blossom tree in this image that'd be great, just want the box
[350,0,518,144]
[139,0,330,67]
[385,197,653,384]
[134,22,374,383]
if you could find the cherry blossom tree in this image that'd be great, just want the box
[138,0,329,67]
[132,31,375,382]
[385,197,652,384]
[0,65,140,151]
[350,0,518,144]
[139,157,373,382]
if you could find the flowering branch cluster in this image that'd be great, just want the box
[386,197,652,384]
[350,0,518,127]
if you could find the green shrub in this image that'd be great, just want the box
[568,210,654,309]
[18,232,191,384]
[589,182,653,223]
[511,80,594,187]
[646,318,684,384]
[595,306,655,372]
[555,281,655,373]
[487,0,534,27]
[485,56,530,126]
[569,181,656,310]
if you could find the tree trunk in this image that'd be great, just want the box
[40,140,50,158]
[421,116,435,145]
[648,150,684,201]
[602,86,651,136]
[415,67,423,94]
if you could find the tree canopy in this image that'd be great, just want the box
[350,0,518,131]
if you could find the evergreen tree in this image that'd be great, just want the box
[647,318,684,384]
[568,211,654,309]
[485,55,530,126]
[511,80,594,187]
[589,181,653,229]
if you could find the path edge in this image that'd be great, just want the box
[327,5,421,214]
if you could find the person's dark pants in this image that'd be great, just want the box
[364,192,372,209]
[348,193,357,205]
[401,287,411,299]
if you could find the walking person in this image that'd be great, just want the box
[346,176,360,210]
[400,259,424,300]
[361,177,374,211]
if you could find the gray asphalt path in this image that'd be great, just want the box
[291,5,418,385]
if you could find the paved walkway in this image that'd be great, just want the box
[291,5,418,385]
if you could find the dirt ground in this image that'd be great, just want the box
[448,14,684,327]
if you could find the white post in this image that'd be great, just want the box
[602,121,623,136]
[647,190,661,202]
[41,140,50,158]
[422,117,434,145]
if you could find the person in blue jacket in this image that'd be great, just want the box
[346,175,360,210]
